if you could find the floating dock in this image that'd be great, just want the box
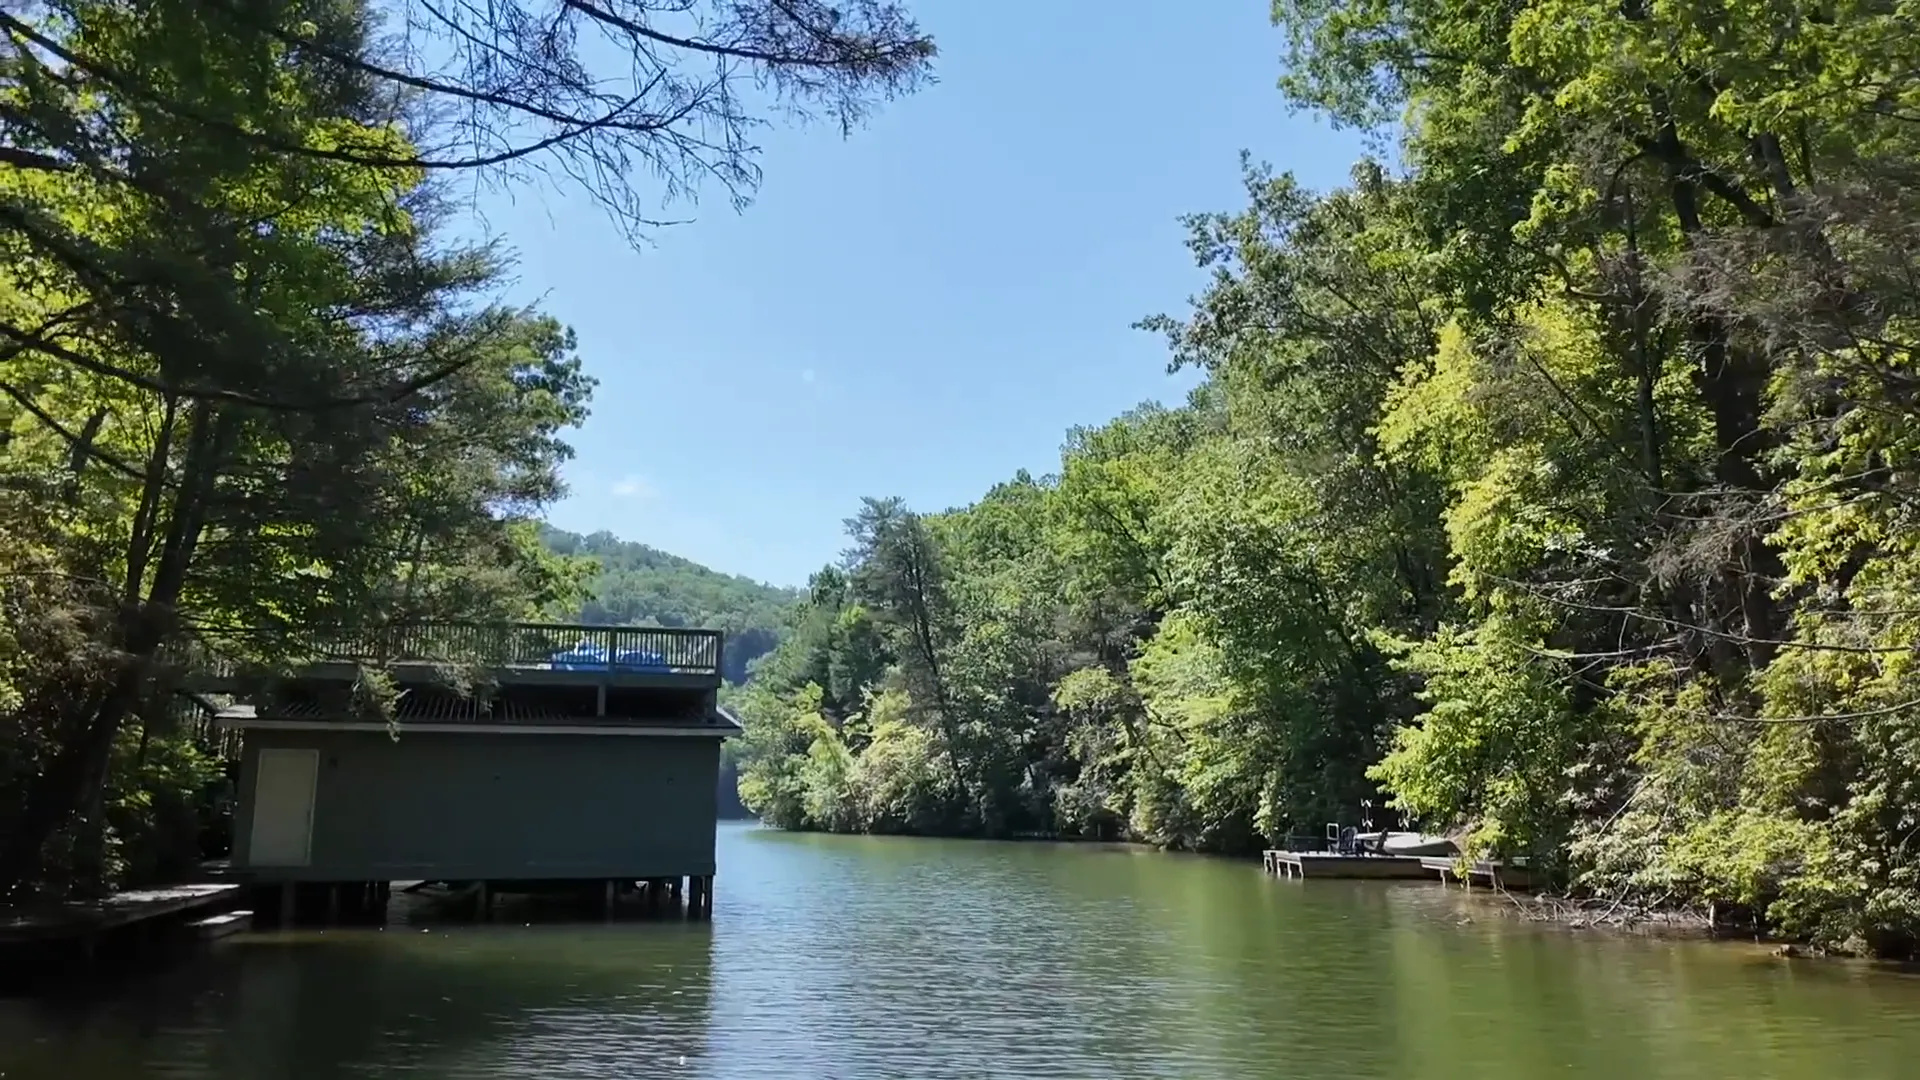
[0,883,242,946]
[1259,847,1543,889]
[2,882,245,990]
[1263,850,1435,880]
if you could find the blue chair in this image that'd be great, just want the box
[549,643,609,670]
[612,648,670,672]
[548,644,674,672]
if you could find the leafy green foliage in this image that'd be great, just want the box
[1,0,932,898]
[737,0,1920,960]
[0,1,598,899]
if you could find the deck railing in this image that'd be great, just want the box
[186,622,724,679]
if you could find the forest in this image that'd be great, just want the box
[733,2,1920,958]
[0,0,930,903]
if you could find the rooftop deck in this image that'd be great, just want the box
[182,622,725,692]
[213,699,746,736]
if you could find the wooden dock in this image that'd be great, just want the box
[1,883,242,945]
[1420,857,1540,890]
[1,883,247,992]
[1263,850,1435,880]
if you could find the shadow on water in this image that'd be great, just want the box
[0,909,716,1080]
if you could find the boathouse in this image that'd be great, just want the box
[199,623,740,917]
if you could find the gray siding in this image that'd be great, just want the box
[232,729,722,882]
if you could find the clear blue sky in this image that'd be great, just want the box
[475,3,1366,588]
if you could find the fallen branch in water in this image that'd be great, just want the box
[1479,886,1714,933]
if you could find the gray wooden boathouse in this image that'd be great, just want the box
[196,623,740,920]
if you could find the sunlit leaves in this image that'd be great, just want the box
[735,0,1920,957]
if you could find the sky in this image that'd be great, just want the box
[470,3,1369,588]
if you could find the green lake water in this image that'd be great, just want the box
[3,821,1917,1079]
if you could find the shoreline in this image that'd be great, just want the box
[745,819,1917,963]
[739,819,1160,855]
[14,825,1917,998]
[1420,880,1920,970]
[1462,886,1716,938]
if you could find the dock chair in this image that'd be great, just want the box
[1326,824,1361,855]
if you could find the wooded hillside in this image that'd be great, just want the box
[541,525,800,683]
[732,0,1920,960]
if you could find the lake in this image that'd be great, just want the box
[2,821,1917,1079]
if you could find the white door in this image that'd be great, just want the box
[249,748,319,867]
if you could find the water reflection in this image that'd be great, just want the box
[0,919,715,1079]
[1376,887,1920,1080]
[4,824,1920,1080]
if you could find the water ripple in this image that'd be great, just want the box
[4,825,1920,1080]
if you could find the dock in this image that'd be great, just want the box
[1420,857,1540,891]
[2,882,245,990]
[1262,850,1435,880]
[1,883,243,945]
[1259,843,1544,890]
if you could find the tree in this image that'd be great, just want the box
[2,1,936,241]
[1265,0,1920,953]
[0,0,935,899]
[723,0,1920,959]
[845,496,966,796]
[0,1,597,897]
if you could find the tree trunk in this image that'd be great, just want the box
[0,404,228,899]
[1651,111,1782,670]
